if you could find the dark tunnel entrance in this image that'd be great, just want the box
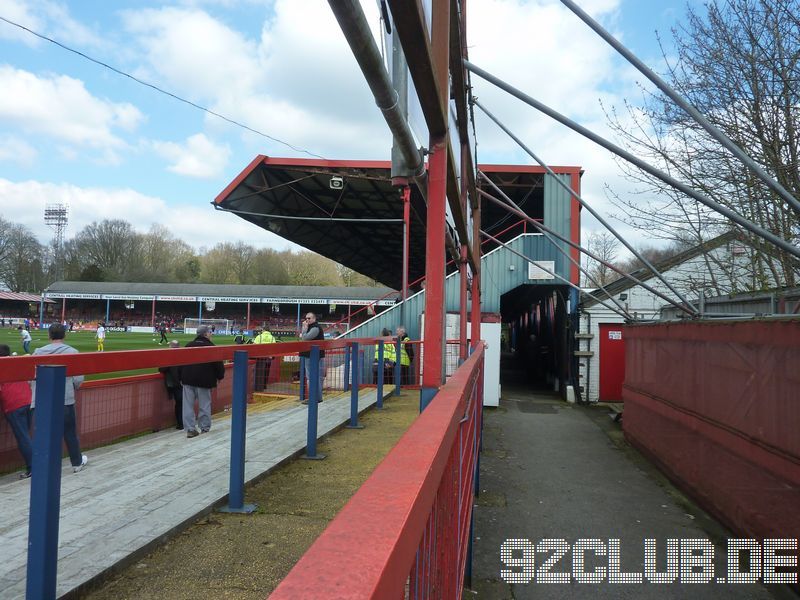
[500,284,576,398]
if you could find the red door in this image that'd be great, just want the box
[599,324,626,402]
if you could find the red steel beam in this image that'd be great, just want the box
[470,202,481,344]
[421,0,451,403]
[422,137,449,398]
[570,170,582,284]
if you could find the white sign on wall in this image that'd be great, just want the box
[528,261,555,280]
[608,330,622,340]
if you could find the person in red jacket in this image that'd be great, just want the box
[0,344,33,478]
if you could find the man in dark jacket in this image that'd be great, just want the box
[158,340,183,430]
[181,325,224,438]
[299,312,325,404]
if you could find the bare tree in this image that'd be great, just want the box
[605,0,800,290]
[0,222,46,291]
[584,232,619,286]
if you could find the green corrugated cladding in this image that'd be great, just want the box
[343,236,564,341]
[341,174,575,341]
[544,173,574,275]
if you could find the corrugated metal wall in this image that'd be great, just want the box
[543,173,573,278]
[623,319,800,545]
[345,234,569,341]
[343,174,576,341]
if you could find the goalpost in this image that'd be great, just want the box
[183,318,232,335]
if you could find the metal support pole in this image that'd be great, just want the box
[105,299,110,324]
[38,295,45,329]
[220,351,256,514]
[347,342,364,429]
[459,245,468,362]
[299,357,306,402]
[401,186,411,327]
[479,184,689,316]
[474,99,695,311]
[246,302,251,332]
[395,338,402,396]
[60,298,65,323]
[197,301,202,324]
[376,340,385,409]
[464,60,800,260]
[559,0,800,217]
[343,344,351,392]
[302,345,326,460]
[151,298,155,330]
[26,365,66,600]
[421,139,448,411]
[327,0,423,175]
[471,205,481,350]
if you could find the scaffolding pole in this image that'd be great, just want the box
[559,0,800,218]
[478,180,695,315]
[464,60,800,260]
[474,98,696,311]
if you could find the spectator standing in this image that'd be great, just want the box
[252,327,276,391]
[0,344,33,478]
[96,322,106,352]
[373,328,395,383]
[396,326,415,385]
[181,325,224,438]
[300,313,325,404]
[18,326,31,354]
[31,324,88,473]
[159,340,183,430]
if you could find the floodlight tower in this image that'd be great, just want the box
[44,202,69,281]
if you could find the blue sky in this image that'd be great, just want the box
[0,0,703,252]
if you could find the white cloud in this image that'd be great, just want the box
[0,66,143,154]
[122,1,389,159]
[152,133,231,179]
[0,0,105,48]
[0,135,37,166]
[0,178,295,251]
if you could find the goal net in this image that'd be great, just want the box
[183,318,232,335]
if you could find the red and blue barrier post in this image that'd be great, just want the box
[347,342,364,429]
[343,344,351,392]
[26,365,67,600]
[376,341,385,409]
[303,345,325,460]
[220,350,256,514]
[394,338,401,396]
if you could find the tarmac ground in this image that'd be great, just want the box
[467,355,791,600]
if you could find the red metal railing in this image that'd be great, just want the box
[0,338,391,472]
[270,343,484,599]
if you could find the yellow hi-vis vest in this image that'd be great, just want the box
[376,339,396,363]
[398,336,411,366]
[254,330,275,344]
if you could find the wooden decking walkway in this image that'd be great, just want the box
[0,387,388,599]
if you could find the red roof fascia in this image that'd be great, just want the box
[478,163,582,175]
[213,154,267,205]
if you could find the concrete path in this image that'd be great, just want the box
[470,364,785,599]
[0,387,387,599]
